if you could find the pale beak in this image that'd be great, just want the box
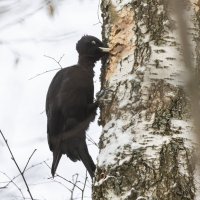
[99,47,110,52]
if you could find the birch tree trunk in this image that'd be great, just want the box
[93,0,200,199]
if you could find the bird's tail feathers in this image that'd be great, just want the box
[78,142,96,178]
[51,149,62,177]
[50,112,96,178]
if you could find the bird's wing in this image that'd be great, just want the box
[46,66,96,177]
[46,66,91,149]
[46,68,66,145]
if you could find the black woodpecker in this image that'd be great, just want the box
[45,35,109,178]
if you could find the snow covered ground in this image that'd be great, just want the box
[0,0,102,199]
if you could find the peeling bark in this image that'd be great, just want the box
[93,0,200,200]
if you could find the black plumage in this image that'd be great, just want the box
[46,35,109,178]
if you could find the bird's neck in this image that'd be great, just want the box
[78,56,96,69]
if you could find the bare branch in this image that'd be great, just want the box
[28,68,60,80]
[0,130,34,200]
[23,149,37,173]
[0,160,47,190]
[29,54,64,80]
[70,173,79,200]
[0,171,25,199]
[86,134,98,147]
[44,54,64,69]
[81,170,88,200]
[44,161,92,199]
[58,54,65,64]
[44,161,83,191]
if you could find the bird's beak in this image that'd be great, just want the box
[99,47,110,52]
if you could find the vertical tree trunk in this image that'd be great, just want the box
[93,0,200,199]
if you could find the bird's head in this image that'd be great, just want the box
[76,35,110,63]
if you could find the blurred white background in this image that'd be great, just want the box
[0,0,102,199]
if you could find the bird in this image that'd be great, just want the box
[45,35,109,178]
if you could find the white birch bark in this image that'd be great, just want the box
[93,0,200,199]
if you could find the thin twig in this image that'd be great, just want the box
[44,161,91,199]
[51,179,72,192]
[0,171,25,199]
[0,130,34,200]
[70,173,79,200]
[29,54,64,80]
[28,68,60,80]
[44,161,83,191]
[86,134,98,147]
[23,149,37,173]
[11,196,41,200]
[81,170,88,200]
[44,54,64,69]
[0,160,47,189]
[0,158,53,198]
[58,54,65,64]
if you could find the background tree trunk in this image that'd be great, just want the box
[93,0,200,199]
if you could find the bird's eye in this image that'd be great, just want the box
[91,40,96,45]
